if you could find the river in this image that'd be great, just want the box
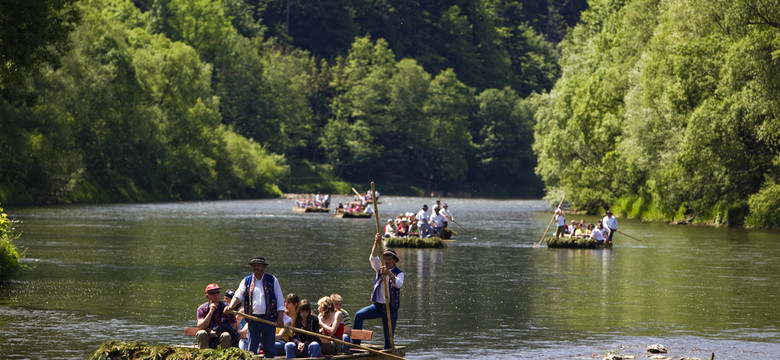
[1,197,779,359]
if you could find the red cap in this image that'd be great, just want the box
[205,283,220,294]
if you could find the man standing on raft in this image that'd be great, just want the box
[352,233,404,350]
[227,256,285,357]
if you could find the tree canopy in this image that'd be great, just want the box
[1,0,573,204]
[533,0,780,228]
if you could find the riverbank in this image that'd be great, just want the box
[556,193,757,228]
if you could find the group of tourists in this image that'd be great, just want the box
[553,208,619,244]
[194,234,403,358]
[383,201,455,238]
[295,193,331,209]
[335,201,374,214]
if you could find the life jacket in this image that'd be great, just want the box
[243,273,278,321]
[370,267,402,310]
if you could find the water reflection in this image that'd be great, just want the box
[2,198,780,359]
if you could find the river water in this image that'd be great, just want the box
[1,197,779,359]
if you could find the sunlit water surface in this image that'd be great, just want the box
[1,197,779,359]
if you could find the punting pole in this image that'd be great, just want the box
[371,181,395,354]
[535,194,565,247]
[226,310,406,360]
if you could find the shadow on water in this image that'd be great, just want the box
[2,197,780,359]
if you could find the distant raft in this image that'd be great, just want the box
[292,206,330,213]
[334,211,373,219]
[386,236,446,248]
[545,236,612,249]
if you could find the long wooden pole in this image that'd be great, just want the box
[536,195,566,247]
[615,229,644,243]
[226,310,405,360]
[371,182,395,354]
[451,219,469,234]
[352,187,363,199]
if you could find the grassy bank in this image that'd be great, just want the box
[600,195,755,228]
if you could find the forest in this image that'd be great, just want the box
[534,0,780,228]
[0,0,583,204]
[1,0,778,228]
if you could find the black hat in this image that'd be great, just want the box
[225,289,235,298]
[383,249,400,262]
[249,256,268,265]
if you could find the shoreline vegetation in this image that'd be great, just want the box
[0,205,22,282]
[551,193,758,229]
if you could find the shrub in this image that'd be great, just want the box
[747,184,780,229]
[0,204,22,282]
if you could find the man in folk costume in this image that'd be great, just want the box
[228,256,285,357]
[352,234,404,350]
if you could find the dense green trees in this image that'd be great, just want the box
[1,0,287,203]
[533,0,780,227]
[2,0,565,204]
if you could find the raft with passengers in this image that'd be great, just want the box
[541,207,622,248]
[382,202,457,248]
[293,193,331,213]
[333,201,374,219]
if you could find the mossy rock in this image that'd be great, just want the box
[545,236,611,249]
[89,340,255,360]
[386,236,446,248]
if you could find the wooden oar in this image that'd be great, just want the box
[371,182,396,354]
[535,194,566,247]
[352,187,363,199]
[226,310,406,360]
[615,229,644,243]
[451,219,468,234]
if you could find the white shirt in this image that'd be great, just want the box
[430,213,445,227]
[591,228,605,241]
[603,215,618,230]
[233,273,285,315]
[440,208,452,220]
[417,209,430,224]
[369,255,403,304]
[556,214,565,226]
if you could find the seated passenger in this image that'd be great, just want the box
[317,296,345,355]
[331,293,353,353]
[284,299,322,358]
[272,293,299,356]
[584,223,594,238]
[384,219,396,237]
[568,220,577,237]
[397,218,409,237]
[591,223,606,244]
[572,223,585,238]
[196,283,237,349]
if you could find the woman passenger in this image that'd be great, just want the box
[284,299,322,358]
[317,296,345,355]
